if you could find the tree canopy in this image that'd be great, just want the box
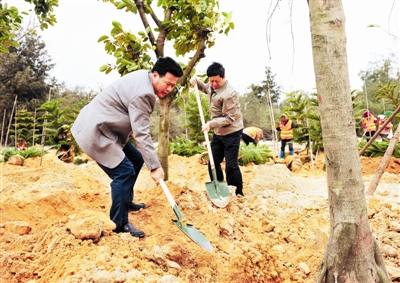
[0,0,58,53]
[97,0,234,179]
[0,33,54,114]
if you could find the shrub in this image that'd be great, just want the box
[2,147,44,162]
[169,136,205,157]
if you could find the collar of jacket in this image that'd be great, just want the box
[212,80,228,95]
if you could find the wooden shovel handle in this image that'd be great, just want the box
[194,85,216,169]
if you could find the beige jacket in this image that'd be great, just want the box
[71,70,161,170]
[197,80,243,136]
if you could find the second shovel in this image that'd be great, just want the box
[194,84,230,208]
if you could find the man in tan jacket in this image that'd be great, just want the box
[190,62,244,196]
[71,57,183,238]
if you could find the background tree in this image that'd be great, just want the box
[36,100,69,146]
[0,33,55,145]
[240,66,282,139]
[183,90,210,144]
[246,66,283,103]
[0,0,58,53]
[98,0,233,180]
[355,54,399,118]
[306,0,391,282]
[9,109,38,147]
[280,91,323,153]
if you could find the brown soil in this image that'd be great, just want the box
[1,150,399,283]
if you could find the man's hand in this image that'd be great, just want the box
[189,76,198,86]
[202,122,211,133]
[150,167,164,185]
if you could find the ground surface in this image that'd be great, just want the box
[1,150,399,283]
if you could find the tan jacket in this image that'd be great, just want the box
[197,80,243,136]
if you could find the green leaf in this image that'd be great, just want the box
[112,21,123,30]
[128,33,137,41]
[203,16,213,25]
[100,65,108,72]
[117,2,127,9]
[0,44,10,53]
[98,35,109,42]
[121,59,131,66]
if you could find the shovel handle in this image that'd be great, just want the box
[194,85,216,169]
[159,179,184,221]
[159,179,176,208]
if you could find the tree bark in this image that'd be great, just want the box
[158,96,173,181]
[366,124,400,196]
[308,1,391,282]
[157,37,207,180]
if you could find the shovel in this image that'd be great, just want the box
[159,179,213,252]
[194,84,230,208]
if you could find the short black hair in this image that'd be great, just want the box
[151,57,183,77]
[206,62,225,78]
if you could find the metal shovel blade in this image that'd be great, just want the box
[205,181,230,208]
[160,179,213,252]
[172,218,213,252]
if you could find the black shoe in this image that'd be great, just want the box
[113,223,145,238]
[129,202,146,211]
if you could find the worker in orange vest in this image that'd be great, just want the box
[276,114,296,158]
[361,110,378,141]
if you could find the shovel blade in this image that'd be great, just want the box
[205,181,230,208]
[173,220,213,252]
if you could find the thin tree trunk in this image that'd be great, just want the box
[4,96,18,149]
[33,108,36,146]
[1,110,6,148]
[308,1,391,282]
[366,125,400,195]
[14,104,17,148]
[158,97,173,181]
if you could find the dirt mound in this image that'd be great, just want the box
[1,151,399,282]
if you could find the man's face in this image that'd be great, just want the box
[152,72,178,98]
[208,75,225,90]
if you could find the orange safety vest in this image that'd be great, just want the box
[280,120,293,140]
[362,116,377,132]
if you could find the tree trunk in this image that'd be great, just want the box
[308,1,391,282]
[366,124,400,196]
[158,96,173,181]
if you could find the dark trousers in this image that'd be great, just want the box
[281,139,294,152]
[241,133,256,145]
[209,129,243,195]
[98,141,144,227]
[365,131,376,141]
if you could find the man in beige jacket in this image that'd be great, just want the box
[190,62,244,196]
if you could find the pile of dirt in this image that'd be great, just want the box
[1,150,399,282]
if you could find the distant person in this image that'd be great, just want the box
[71,57,183,238]
[54,125,75,162]
[242,127,263,145]
[378,111,393,139]
[276,114,296,158]
[361,110,378,141]
[190,62,244,196]
[16,139,27,151]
